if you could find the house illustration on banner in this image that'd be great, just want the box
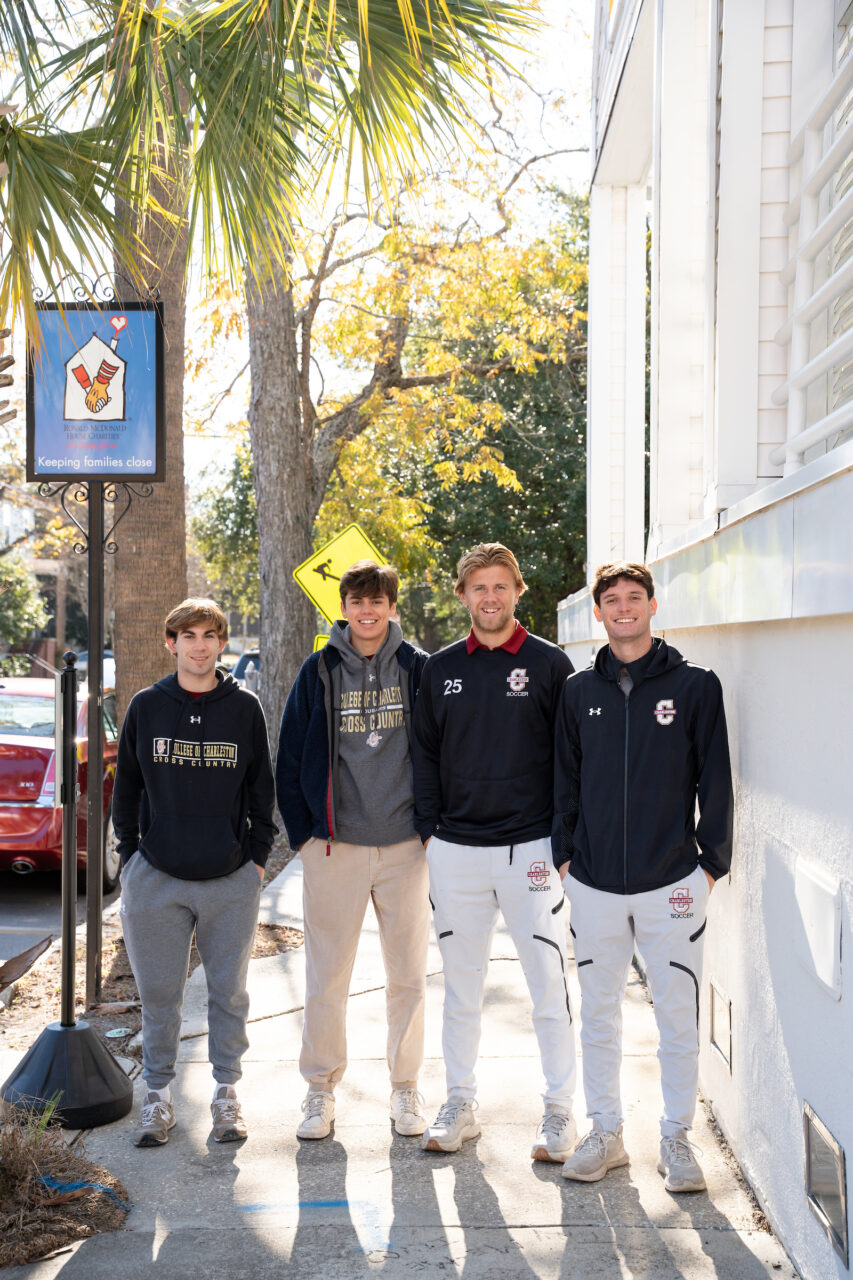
[64,315,129,421]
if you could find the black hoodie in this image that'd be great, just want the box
[553,638,733,892]
[113,672,277,879]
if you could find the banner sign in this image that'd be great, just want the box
[26,301,165,481]
[293,523,385,625]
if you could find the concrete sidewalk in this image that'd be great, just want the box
[4,861,797,1279]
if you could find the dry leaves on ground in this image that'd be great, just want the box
[0,1103,130,1268]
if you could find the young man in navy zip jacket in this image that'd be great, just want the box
[276,560,430,1141]
[555,561,733,1192]
[413,543,578,1162]
[114,598,276,1148]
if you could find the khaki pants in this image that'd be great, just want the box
[300,836,430,1091]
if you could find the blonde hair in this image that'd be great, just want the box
[454,543,527,595]
[164,598,228,642]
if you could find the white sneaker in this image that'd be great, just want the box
[390,1088,427,1136]
[561,1120,628,1181]
[658,1131,706,1192]
[296,1090,335,1139]
[531,1106,577,1163]
[422,1097,480,1152]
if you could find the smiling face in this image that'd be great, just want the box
[593,577,657,657]
[166,624,226,691]
[457,564,522,648]
[341,592,397,656]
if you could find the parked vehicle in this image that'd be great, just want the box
[0,677,120,890]
[75,649,116,688]
[232,649,260,687]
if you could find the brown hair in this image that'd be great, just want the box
[591,561,655,606]
[164,598,228,642]
[339,559,399,606]
[454,543,527,594]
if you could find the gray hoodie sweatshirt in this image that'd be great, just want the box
[325,618,417,846]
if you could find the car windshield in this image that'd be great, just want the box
[0,695,55,737]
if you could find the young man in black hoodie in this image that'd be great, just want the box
[276,561,430,1142]
[555,561,733,1192]
[113,598,276,1147]
[413,543,578,1161]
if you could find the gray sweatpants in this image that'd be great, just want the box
[120,854,262,1090]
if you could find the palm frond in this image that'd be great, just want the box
[2,0,538,328]
[0,112,148,342]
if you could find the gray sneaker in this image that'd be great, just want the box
[422,1097,480,1152]
[210,1084,248,1142]
[561,1120,628,1181]
[658,1131,706,1192]
[531,1106,578,1162]
[132,1090,176,1147]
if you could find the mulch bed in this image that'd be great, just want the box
[0,1104,130,1268]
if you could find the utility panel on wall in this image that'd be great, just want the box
[794,859,842,1000]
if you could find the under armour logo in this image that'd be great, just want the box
[368,673,376,682]
[588,707,602,716]
[190,715,201,723]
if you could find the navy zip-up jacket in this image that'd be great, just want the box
[275,625,428,850]
[553,638,733,890]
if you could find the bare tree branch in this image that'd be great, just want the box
[194,360,250,430]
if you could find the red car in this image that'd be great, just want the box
[0,677,120,890]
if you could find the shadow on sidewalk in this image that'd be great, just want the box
[413,1138,542,1278]
[532,1156,783,1279]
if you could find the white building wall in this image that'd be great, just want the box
[758,0,794,478]
[587,184,647,570]
[648,0,711,553]
[659,608,853,1280]
[576,1,853,1275]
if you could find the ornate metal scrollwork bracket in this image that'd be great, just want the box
[36,481,154,554]
[34,273,161,307]
[102,482,154,554]
[36,482,90,555]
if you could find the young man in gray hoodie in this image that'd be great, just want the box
[276,560,430,1140]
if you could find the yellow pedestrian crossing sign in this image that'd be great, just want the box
[293,524,385,625]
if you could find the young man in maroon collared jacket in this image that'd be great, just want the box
[412,543,578,1162]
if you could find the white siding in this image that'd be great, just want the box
[758,0,794,477]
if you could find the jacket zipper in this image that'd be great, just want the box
[623,689,630,892]
[325,763,334,855]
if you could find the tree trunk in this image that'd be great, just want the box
[113,205,188,723]
[247,273,316,744]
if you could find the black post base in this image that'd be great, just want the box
[1,1021,134,1130]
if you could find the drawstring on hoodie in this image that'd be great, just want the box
[509,844,514,865]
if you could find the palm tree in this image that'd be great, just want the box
[1,0,534,719]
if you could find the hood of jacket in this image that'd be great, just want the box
[153,670,240,704]
[593,636,684,686]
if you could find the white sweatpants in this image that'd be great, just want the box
[427,836,577,1109]
[566,864,710,1138]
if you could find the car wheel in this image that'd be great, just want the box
[103,810,121,892]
